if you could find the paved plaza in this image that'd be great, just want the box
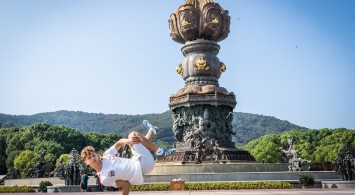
[1,189,355,195]
[105,189,355,195]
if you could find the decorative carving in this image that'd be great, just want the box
[176,64,183,75]
[172,106,236,150]
[181,20,190,26]
[172,85,232,97]
[178,8,198,42]
[169,93,236,110]
[169,0,230,44]
[194,57,209,70]
[202,7,222,40]
[180,40,222,85]
[181,40,220,56]
[185,77,219,86]
[220,62,226,72]
[225,112,236,136]
[172,113,186,142]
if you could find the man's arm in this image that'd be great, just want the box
[112,136,140,151]
[116,180,130,195]
[133,132,158,153]
[114,130,158,153]
[112,139,129,151]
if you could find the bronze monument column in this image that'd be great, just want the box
[165,0,255,163]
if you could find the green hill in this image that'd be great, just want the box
[233,112,308,145]
[0,110,307,145]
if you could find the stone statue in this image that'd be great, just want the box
[225,112,236,135]
[334,142,354,181]
[206,138,220,164]
[26,150,52,178]
[55,148,85,185]
[194,138,204,164]
[121,144,131,159]
[190,109,217,143]
[280,136,310,171]
[172,113,185,142]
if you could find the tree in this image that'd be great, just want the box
[100,133,122,151]
[0,133,7,174]
[85,132,104,150]
[55,154,70,167]
[243,134,281,163]
[5,131,24,155]
[46,126,87,153]
[6,150,21,177]
[243,128,355,164]
[13,150,39,177]
[0,154,6,175]
[33,140,64,163]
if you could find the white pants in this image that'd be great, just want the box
[131,143,155,174]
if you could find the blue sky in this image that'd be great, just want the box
[0,0,354,130]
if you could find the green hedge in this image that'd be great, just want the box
[130,181,292,191]
[131,183,170,191]
[0,186,35,193]
[186,181,292,190]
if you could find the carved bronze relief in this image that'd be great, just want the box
[194,57,209,71]
[169,0,230,44]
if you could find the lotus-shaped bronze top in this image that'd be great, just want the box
[169,0,230,44]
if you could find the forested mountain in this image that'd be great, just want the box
[0,110,307,145]
[233,112,308,145]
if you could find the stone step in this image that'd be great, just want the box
[144,171,341,183]
[149,163,289,174]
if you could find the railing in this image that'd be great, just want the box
[170,93,236,105]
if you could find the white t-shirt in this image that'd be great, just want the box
[98,146,144,187]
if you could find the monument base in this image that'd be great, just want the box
[150,162,288,175]
[157,148,255,163]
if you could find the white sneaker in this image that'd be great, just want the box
[155,148,164,156]
[143,120,159,134]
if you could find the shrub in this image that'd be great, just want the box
[185,181,292,190]
[129,181,292,191]
[298,174,315,186]
[130,183,169,191]
[105,186,119,191]
[0,185,35,193]
[38,181,53,192]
